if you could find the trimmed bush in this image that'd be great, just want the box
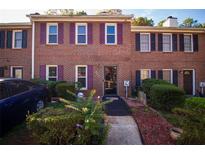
[150,84,185,111]
[56,83,76,101]
[185,97,205,113]
[141,79,170,98]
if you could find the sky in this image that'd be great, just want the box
[0,9,205,25]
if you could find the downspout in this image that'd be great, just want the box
[31,21,35,79]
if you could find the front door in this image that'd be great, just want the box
[183,70,193,95]
[104,66,117,95]
[12,67,23,79]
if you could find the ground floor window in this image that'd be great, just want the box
[140,69,151,81]
[76,65,87,90]
[11,66,23,79]
[162,69,173,83]
[46,65,58,81]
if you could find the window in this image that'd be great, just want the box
[11,66,23,79]
[46,65,58,81]
[140,33,150,52]
[163,34,172,52]
[184,34,193,52]
[76,23,87,44]
[76,65,87,90]
[162,69,173,83]
[13,30,22,48]
[47,23,58,44]
[105,23,117,45]
[140,69,151,81]
[0,67,4,77]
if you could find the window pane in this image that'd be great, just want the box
[78,35,86,43]
[163,70,171,83]
[141,70,150,80]
[49,67,57,76]
[78,78,86,88]
[107,35,115,44]
[15,32,22,39]
[184,35,192,51]
[107,26,115,34]
[140,34,149,51]
[49,35,57,43]
[163,35,171,51]
[49,25,57,34]
[78,67,86,77]
[15,40,22,48]
[78,26,86,34]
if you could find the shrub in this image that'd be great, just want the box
[141,79,170,99]
[56,83,76,101]
[184,97,205,113]
[150,84,185,111]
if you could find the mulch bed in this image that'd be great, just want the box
[126,99,176,145]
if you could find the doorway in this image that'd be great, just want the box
[104,66,117,95]
[12,67,23,79]
[183,70,194,95]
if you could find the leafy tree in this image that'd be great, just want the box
[75,10,87,16]
[180,18,204,28]
[45,9,87,16]
[97,9,122,15]
[132,17,154,26]
[157,19,166,27]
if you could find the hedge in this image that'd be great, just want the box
[56,83,76,101]
[150,84,185,111]
[141,79,170,98]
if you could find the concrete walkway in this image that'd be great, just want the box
[106,116,142,145]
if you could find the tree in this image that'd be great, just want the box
[45,9,87,16]
[157,19,166,27]
[75,10,87,16]
[132,17,154,26]
[97,9,122,15]
[180,18,201,28]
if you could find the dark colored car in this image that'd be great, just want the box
[0,78,49,136]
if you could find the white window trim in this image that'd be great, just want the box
[105,23,117,45]
[12,30,23,49]
[183,69,195,95]
[10,66,23,78]
[140,69,151,82]
[184,34,193,52]
[75,23,88,45]
[75,65,88,90]
[162,69,173,84]
[46,65,58,81]
[162,33,173,52]
[46,23,58,45]
[140,33,151,52]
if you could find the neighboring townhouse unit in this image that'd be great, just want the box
[0,14,205,97]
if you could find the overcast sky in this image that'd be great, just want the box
[0,9,205,25]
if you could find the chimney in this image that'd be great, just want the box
[163,16,178,27]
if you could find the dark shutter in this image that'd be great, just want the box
[151,70,156,79]
[58,23,64,44]
[158,70,163,80]
[88,23,93,44]
[6,31,12,48]
[58,65,64,81]
[100,23,105,44]
[0,67,4,77]
[40,65,46,80]
[151,33,156,51]
[193,34,198,52]
[179,34,184,51]
[173,70,178,86]
[172,34,177,51]
[158,33,163,51]
[69,23,75,44]
[88,65,93,89]
[136,70,141,87]
[0,31,5,48]
[117,23,123,44]
[22,30,27,48]
[135,33,140,51]
[40,23,46,44]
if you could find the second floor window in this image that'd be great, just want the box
[163,34,172,52]
[47,23,58,44]
[184,34,193,52]
[140,33,150,52]
[13,30,22,48]
[76,23,87,44]
[105,23,117,45]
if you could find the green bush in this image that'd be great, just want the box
[56,83,76,101]
[141,79,170,98]
[150,84,185,111]
[185,97,205,113]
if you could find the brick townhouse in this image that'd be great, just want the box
[0,14,205,96]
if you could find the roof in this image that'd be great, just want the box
[131,26,205,33]
[26,14,133,22]
[0,22,32,29]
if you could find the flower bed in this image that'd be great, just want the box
[126,99,176,145]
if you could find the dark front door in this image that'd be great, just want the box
[183,70,193,95]
[104,66,117,95]
[12,67,23,79]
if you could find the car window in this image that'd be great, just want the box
[21,81,36,91]
[0,82,9,100]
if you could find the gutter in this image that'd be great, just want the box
[31,21,35,79]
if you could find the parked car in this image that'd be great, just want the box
[0,78,49,137]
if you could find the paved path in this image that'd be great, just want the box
[103,96,142,145]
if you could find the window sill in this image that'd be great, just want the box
[12,48,23,50]
[162,51,173,53]
[140,51,151,53]
[184,51,194,53]
[75,43,88,46]
[105,43,117,46]
[46,43,58,46]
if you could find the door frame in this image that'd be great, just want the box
[10,66,23,79]
[183,69,195,95]
[103,65,118,96]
